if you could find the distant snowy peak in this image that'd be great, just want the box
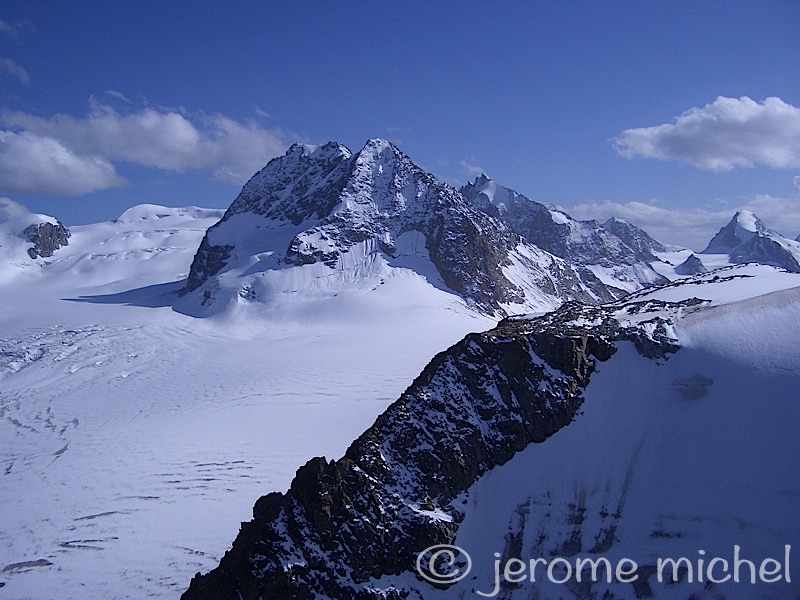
[460,175,668,290]
[0,197,70,259]
[183,139,623,315]
[702,209,765,254]
[702,210,800,273]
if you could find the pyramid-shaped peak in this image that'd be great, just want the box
[354,138,408,161]
[703,210,765,253]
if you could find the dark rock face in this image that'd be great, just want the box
[674,253,707,276]
[23,221,71,259]
[182,298,685,600]
[184,237,233,294]
[731,235,800,273]
[601,217,671,261]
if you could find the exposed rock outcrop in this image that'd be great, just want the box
[23,221,71,259]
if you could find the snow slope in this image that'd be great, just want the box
[0,205,494,598]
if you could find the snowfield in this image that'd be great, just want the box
[0,206,492,598]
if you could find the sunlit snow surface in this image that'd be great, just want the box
[0,206,492,598]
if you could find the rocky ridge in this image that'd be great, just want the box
[182,294,696,599]
[459,175,669,293]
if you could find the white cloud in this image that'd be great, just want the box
[0,196,32,222]
[460,159,488,179]
[614,96,800,171]
[567,194,800,251]
[0,102,294,196]
[0,130,125,196]
[0,57,30,85]
[794,175,800,193]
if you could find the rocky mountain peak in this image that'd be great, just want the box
[182,140,625,313]
[702,209,765,254]
[702,210,800,272]
[459,176,669,291]
[674,253,707,275]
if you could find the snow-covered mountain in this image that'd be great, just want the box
[460,175,669,293]
[179,141,641,318]
[702,210,800,272]
[183,264,800,600]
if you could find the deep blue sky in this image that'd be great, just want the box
[1,1,799,248]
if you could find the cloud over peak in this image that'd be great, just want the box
[0,101,294,196]
[614,96,800,172]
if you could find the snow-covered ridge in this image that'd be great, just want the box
[459,175,670,292]
[183,265,800,599]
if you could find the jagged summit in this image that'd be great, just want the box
[180,139,621,316]
[459,175,669,292]
[702,210,800,272]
